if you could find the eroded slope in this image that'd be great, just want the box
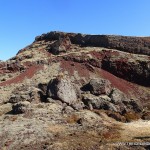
[0,31,150,150]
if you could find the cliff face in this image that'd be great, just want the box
[0,31,150,150]
[36,31,150,55]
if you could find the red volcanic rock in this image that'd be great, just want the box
[101,56,150,86]
[0,65,43,86]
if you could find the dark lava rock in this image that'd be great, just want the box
[12,101,30,114]
[82,94,118,112]
[35,31,150,55]
[47,36,71,55]
[9,94,31,103]
[82,78,112,96]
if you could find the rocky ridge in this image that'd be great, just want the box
[0,31,150,150]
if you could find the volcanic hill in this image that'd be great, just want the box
[0,31,150,150]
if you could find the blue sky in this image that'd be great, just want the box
[0,0,150,60]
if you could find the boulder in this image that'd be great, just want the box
[30,87,46,103]
[84,78,112,96]
[38,83,48,95]
[12,101,30,114]
[123,99,143,113]
[71,100,85,110]
[9,87,45,104]
[82,94,118,112]
[9,94,31,103]
[47,77,78,104]
[9,95,21,103]
[48,36,71,55]
[110,88,129,104]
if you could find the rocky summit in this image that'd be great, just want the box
[0,31,150,150]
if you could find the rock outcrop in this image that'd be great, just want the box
[47,36,71,55]
[35,31,150,55]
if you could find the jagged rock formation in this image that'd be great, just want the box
[36,31,150,55]
[0,31,150,150]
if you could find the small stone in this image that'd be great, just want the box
[63,106,75,114]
